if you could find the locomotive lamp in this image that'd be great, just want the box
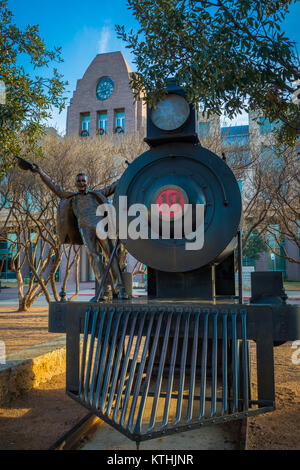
[145,78,199,146]
[151,94,190,130]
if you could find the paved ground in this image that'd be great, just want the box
[0,281,96,306]
[1,281,299,307]
[0,282,148,307]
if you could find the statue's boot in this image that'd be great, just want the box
[112,281,130,300]
[90,284,112,302]
[117,286,130,300]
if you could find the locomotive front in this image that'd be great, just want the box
[114,79,242,299]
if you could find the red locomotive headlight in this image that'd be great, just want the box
[154,185,188,219]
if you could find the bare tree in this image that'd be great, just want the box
[0,132,148,310]
[201,125,300,265]
[262,146,300,264]
[0,168,61,310]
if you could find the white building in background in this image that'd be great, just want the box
[199,111,299,281]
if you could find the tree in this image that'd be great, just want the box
[198,118,299,265]
[0,164,75,311]
[263,149,300,264]
[0,0,67,174]
[243,230,267,262]
[117,0,300,145]
[0,132,148,311]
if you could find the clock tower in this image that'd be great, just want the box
[66,52,146,137]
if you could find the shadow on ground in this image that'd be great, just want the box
[0,372,88,450]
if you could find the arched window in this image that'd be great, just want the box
[80,113,90,136]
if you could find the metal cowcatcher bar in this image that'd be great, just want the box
[67,306,275,443]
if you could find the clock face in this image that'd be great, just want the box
[96,77,114,101]
[151,94,190,131]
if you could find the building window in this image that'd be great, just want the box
[0,234,17,280]
[258,117,278,135]
[260,145,284,173]
[114,109,125,133]
[198,122,210,138]
[80,113,90,137]
[221,125,249,145]
[97,111,107,135]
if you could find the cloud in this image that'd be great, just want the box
[98,26,111,54]
[96,24,134,67]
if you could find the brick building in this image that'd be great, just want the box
[66,51,146,137]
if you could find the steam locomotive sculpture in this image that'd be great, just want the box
[49,79,300,446]
[114,79,242,301]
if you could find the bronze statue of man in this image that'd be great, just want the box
[17,157,126,300]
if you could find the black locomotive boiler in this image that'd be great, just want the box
[114,80,242,301]
[49,79,300,446]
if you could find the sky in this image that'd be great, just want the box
[7,0,300,134]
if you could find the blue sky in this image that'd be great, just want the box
[8,0,300,134]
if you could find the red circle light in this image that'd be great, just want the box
[156,188,185,218]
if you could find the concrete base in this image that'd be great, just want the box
[0,337,66,406]
[81,418,246,450]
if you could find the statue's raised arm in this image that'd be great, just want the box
[15,156,74,200]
